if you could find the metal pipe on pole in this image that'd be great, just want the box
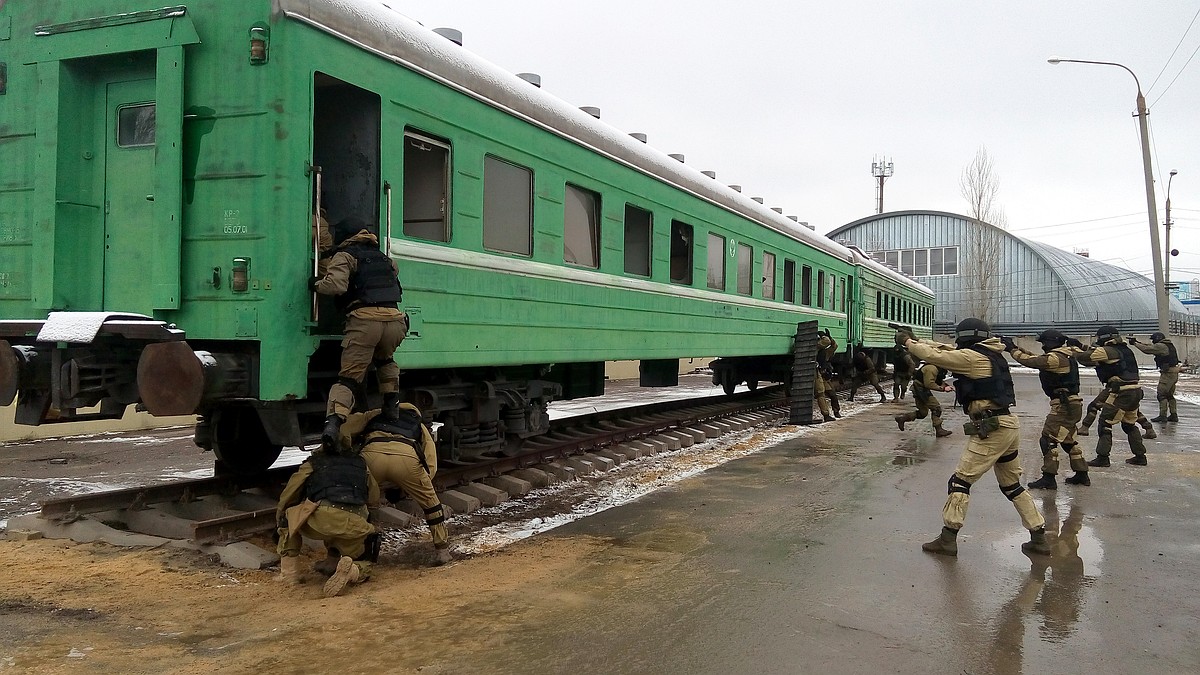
[1048,57,1170,335]
[1166,169,1178,296]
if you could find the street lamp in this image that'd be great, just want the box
[1166,169,1178,297]
[1048,57,1170,335]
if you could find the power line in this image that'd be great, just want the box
[1149,7,1200,107]
[1148,4,1200,94]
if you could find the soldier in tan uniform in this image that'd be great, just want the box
[1004,330,1088,489]
[848,347,887,403]
[894,360,953,437]
[311,217,408,450]
[1130,332,1181,423]
[899,318,1049,558]
[814,330,842,423]
[276,449,381,598]
[1074,326,1149,467]
[342,405,453,565]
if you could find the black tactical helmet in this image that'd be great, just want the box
[331,216,368,246]
[1036,329,1068,348]
[1095,325,1120,345]
[1151,331,1166,343]
[954,317,991,346]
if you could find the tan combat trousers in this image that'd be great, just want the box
[1157,367,1179,419]
[277,502,375,578]
[363,448,448,548]
[328,314,408,417]
[901,388,943,428]
[1095,388,1147,460]
[942,423,1045,533]
[1040,397,1085,474]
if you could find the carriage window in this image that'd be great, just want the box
[483,155,532,256]
[624,204,652,276]
[762,252,776,299]
[670,220,693,285]
[801,265,813,306]
[816,270,826,309]
[783,259,795,302]
[707,233,726,291]
[564,184,600,268]
[117,104,156,147]
[827,272,835,310]
[736,243,753,295]
[839,277,846,312]
[403,131,450,242]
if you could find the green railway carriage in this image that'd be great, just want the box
[0,0,933,471]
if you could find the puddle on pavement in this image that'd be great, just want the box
[892,455,927,466]
[891,438,926,465]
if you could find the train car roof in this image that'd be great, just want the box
[846,246,934,297]
[277,1,862,259]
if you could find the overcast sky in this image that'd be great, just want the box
[396,1,1200,285]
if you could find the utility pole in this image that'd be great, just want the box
[872,156,893,214]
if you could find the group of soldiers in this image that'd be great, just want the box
[273,215,449,597]
[892,319,1182,557]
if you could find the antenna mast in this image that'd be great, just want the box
[872,156,894,214]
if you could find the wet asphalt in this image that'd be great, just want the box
[449,372,1200,674]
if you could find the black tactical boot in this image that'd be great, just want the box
[1151,415,1166,423]
[921,527,959,557]
[1125,455,1148,466]
[934,426,953,438]
[382,392,401,420]
[822,414,836,423]
[895,415,907,431]
[878,391,887,403]
[1028,473,1057,490]
[313,552,340,577]
[1087,455,1110,467]
[1142,424,1157,440]
[831,397,842,418]
[321,414,345,453]
[1021,527,1051,556]
[1064,471,1090,486]
[1168,414,1179,423]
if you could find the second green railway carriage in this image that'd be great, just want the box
[0,0,933,470]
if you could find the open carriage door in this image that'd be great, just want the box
[311,73,382,334]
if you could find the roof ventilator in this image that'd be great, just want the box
[433,27,463,45]
[580,106,600,118]
[668,153,685,163]
[630,132,648,143]
[517,72,542,87]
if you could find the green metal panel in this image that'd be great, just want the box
[103,78,156,313]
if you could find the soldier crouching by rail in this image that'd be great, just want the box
[341,405,453,566]
[276,446,381,598]
[898,319,1050,558]
[1129,331,1181,424]
[1003,330,1088,489]
[1073,325,1149,467]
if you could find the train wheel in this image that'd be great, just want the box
[720,371,738,395]
[746,380,759,392]
[211,406,283,475]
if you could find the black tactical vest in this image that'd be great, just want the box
[893,349,913,374]
[364,408,425,448]
[1094,344,1140,384]
[305,453,369,506]
[955,345,1016,408]
[1155,340,1180,369]
[1039,350,1080,398]
[337,243,403,313]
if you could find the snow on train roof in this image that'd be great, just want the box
[277,0,929,295]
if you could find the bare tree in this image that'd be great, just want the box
[960,147,1008,323]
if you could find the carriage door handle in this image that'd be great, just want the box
[145,195,155,201]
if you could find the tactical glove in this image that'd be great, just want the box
[1000,336,1016,351]
[894,329,914,347]
[308,275,322,292]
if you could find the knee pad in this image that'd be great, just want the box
[336,375,361,390]
[999,481,1026,502]
[1038,436,1055,454]
[1121,422,1138,434]
[424,503,446,526]
[997,450,1019,464]
[947,474,972,495]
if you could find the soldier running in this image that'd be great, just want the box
[892,346,915,401]
[899,319,1049,558]
[848,347,887,403]
[1074,326,1149,467]
[1004,330,1089,489]
[894,359,953,438]
[814,330,842,422]
[1129,332,1181,424]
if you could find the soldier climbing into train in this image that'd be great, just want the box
[341,404,453,566]
[814,330,842,422]
[897,319,1051,558]
[310,217,408,450]
[848,347,887,403]
[1003,330,1088,489]
[1072,326,1150,467]
[1129,332,1181,424]
[894,359,953,438]
[891,346,915,401]
[276,444,381,598]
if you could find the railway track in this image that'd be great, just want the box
[34,387,793,547]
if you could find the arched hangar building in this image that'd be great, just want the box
[826,210,1198,338]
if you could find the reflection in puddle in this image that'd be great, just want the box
[892,455,926,466]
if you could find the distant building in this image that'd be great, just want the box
[827,210,1197,336]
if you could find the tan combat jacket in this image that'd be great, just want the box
[1009,346,1083,401]
[906,337,1016,427]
